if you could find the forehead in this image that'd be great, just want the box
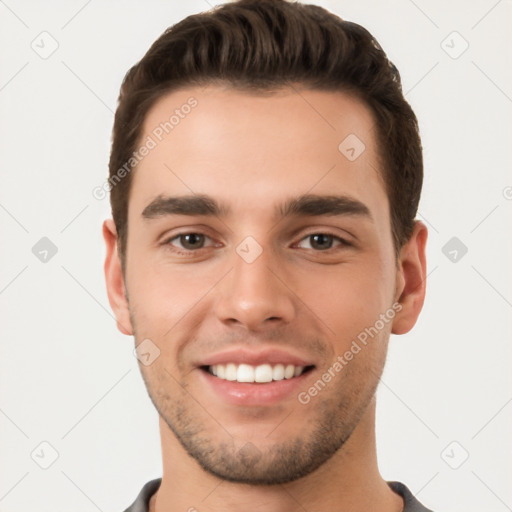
[129,85,388,226]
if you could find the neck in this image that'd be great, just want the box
[150,398,403,512]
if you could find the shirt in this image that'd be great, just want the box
[122,478,434,511]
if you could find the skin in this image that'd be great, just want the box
[104,85,427,512]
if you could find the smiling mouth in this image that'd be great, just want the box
[201,363,315,383]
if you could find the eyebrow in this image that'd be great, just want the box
[141,193,373,222]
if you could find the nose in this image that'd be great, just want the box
[213,243,296,332]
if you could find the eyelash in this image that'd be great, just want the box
[161,231,352,256]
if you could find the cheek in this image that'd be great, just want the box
[295,260,389,322]
[126,252,209,323]
[292,259,395,362]
[125,256,220,368]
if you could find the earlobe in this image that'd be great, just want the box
[391,221,428,335]
[102,219,133,336]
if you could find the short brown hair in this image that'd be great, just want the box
[108,0,423,272]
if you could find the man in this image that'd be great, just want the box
[103,0,430,510]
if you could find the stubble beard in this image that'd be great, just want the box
[137,353,384,485]
[128,303,388,485]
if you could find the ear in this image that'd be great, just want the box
[391,220,428,335]
[103,219,133,335]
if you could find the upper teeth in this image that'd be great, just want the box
[209,363,305,383]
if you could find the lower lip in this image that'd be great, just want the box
[199,368,313,406]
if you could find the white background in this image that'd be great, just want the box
[0,1,511,511]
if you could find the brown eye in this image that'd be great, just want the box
[297,233,350,251]
[309,234,334,250]
[163,232,212,254]
[175,233,206,250]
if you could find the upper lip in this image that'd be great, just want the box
[197,348,316,368]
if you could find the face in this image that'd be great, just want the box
[105,85,424,484]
